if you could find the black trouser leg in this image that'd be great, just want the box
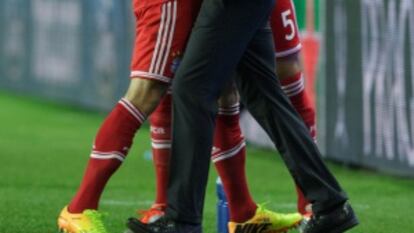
[235,30,348,214]
[167,0,276,224]
[166,0,348,224]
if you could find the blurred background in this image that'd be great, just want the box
[1,0,414,233]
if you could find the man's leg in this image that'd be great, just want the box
[57,78,168,233]
[212,85,302,233]
[234,28,357,232]
[168,0,356,232]
[66,0,179,212]
[138,94,172,224]
[148,94,173,207]
[276,53,314,215]
[234,29,346,213]
[68,79,167,213]
[212,0,315,216]
[127,0,203,225]
[58,0,180,231]
[167,0,276,224]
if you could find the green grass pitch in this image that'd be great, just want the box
[1,91,414,233]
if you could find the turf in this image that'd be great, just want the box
[1,91,413,233]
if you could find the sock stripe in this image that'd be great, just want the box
[119,98,146,123]
[284,83,305,97]
[211,140,246,163]
[218,109,240,115]
[282,76,304,97]
[152,139,172,149]
[218,103,240,115]
[91,151,125,162]
[152,143,171,149]
[281,74,303,89]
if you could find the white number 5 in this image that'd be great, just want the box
[281,10,295,41]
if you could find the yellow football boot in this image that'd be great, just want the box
[57,206,108,233]
[228,205,302,233]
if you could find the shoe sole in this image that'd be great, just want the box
[327,217,359,233]
[127,218,202,233]
[58,217,77,233]
[127,219,150,233]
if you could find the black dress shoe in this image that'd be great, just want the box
[124,217,202,233]
[301,202,359,233]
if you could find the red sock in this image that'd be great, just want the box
[295,186,311,215]
[149,94,172,206]
[212,104,257,223]
[281,72,317,140]
[68,98,146,213]
[280,72,315,214]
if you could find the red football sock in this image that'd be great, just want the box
[68,98,146,213]
[281,72,315,214]
[212,104,257,223]
[295,186,311,215]
[149,94,172,206]
[281,72,317,140]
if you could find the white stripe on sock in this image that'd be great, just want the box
[212,141,246,163]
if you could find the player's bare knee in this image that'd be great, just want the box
[218,84,240,108]
[124,78,169,115]
[276,52,303,80]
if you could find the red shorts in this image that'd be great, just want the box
[271,0,302,58]
[130,0,201,83]
[130,0,301,83]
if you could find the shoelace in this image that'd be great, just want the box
[84,210,109,233]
